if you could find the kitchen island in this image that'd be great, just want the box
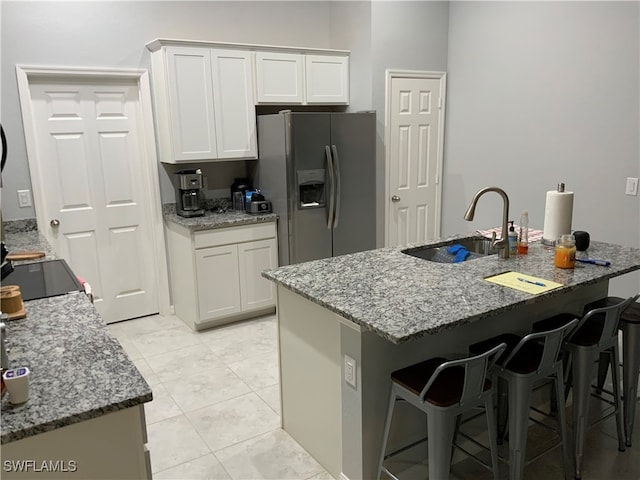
[263,235,640,480]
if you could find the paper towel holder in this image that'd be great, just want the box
[542,181,574,246]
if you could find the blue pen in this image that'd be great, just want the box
[576,258,611,267]
[517,277,546,287]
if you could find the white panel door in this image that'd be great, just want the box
[237,238,277,311]
[387,75,444,247]
[255,52,304,104]
[29,80,159,322]
[305,55,349,104]
[166,46,218,160]
[210,49,257,159]
[195,245,241,321]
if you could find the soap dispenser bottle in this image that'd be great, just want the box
[508,221,518,255]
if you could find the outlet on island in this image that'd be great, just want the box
[344,354,357,389]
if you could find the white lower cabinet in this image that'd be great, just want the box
[2,406,150,479]
[166,221,277,330]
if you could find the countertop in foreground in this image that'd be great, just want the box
[0,293,152,444]
[263,235,640,344]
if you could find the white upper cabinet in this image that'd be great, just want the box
[305,55,349,104]
[164,47,218,161]
[147,39,350,163]
[255,52,304,104]
[255,52,349,105]
[149,45,257,163]
[211,49,257,159]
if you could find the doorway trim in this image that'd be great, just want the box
[384,69,447,246]
[15,65,171,317]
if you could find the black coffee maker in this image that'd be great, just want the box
[175,169,205,217]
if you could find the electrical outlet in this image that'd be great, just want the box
[344,354,357,388]
[17,190,32,208]
[626,177,638,196]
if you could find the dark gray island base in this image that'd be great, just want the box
[263,237,640,480]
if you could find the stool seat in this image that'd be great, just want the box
[391,357,491,407]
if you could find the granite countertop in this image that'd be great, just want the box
[263,234,640,344]
[163,203,277,231]
[1,226,152,444]
[1,293,152,444]
[3,222,56,263]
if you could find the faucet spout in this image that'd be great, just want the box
[464,187,511,258]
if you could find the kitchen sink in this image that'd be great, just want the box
[402,236,498,263]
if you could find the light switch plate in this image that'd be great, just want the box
[625,177,638,196]
[17,190,32,208]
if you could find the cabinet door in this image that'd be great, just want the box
[305,55,349,104]
[255,52,304,104]
[165,47,218,161]
[238,238,278,311]
[210,49,257,159]
[195,245,241,321]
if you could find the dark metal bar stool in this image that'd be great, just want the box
[377,343,506,480]
[533,296,637,479]
[587,295,640,447]
[469,315,578,480]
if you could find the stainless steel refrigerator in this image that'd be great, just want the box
[256,111,376,266]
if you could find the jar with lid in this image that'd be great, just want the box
[554,234,576,269]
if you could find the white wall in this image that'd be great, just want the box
[0,0,333,218]
[444,1,640,295]
[371,0,450,245]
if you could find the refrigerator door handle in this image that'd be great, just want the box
[331,145,341,228]
[325,145,335,229]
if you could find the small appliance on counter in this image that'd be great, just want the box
[175,169,205,217]
[230,177,253,211]
[245,191,272,214]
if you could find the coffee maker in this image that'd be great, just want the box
[175,169,205,217]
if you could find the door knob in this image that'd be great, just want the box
[50,219,60,227]
[391,195,401,202]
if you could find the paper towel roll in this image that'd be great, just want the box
[542,189,574,245]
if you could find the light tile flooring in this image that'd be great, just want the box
[108,313,640,480]
[107,313,331,480]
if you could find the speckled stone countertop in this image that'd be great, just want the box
[1,293,152,444]
[3,219,55,263]
[163,203,277,231]
[263,234,640,344]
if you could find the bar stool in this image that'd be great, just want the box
[469,315,578,480]
[377,342,506,480]
[533,296,636,479]
[587,294,640,447]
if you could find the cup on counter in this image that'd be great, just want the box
[232,191,244,211]
[554,234,576,269]
[3,367,30,404]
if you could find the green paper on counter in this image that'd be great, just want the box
[485,271,562,294]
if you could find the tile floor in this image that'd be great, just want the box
[108,313,640,480]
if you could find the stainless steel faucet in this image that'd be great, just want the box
[464,187,511,259]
